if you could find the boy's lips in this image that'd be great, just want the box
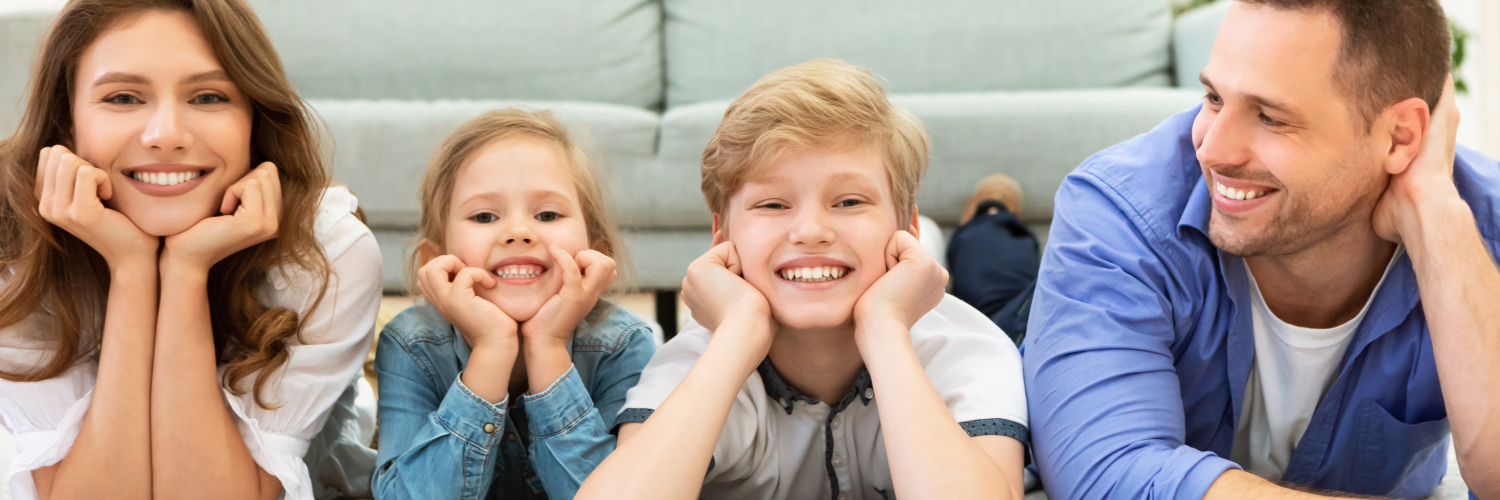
[775,256,853,289]
[491,256,548,285]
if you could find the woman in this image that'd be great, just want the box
[0,1,382,499]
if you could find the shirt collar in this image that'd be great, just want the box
[1178,170,1213,239]
[757,358,874,415]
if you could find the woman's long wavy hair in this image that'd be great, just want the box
[0,0,332,409]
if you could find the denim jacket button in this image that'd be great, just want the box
[507,433,519,442]
[483,423,497,433]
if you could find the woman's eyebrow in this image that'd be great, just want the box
[183,70,231,85]
[91,71,147,87]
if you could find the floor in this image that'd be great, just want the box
[0,293,1471,499]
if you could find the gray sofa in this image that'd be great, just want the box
[0,0,1229,301]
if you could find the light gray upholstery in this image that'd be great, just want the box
[249,0,664,109]
[0,9,52,135]
[663,0,1174,107]
[1173,0,1232,87]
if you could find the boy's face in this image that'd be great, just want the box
[717,142,906,330]
[437,137,590,322]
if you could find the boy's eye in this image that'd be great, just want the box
[757,202,788,210]
[535,211,560,222]
[105,93,141,105]
[191,93,228,105]
[836,199,863,208]
[471,213,497,224]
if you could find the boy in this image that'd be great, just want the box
[578,59,1028,500]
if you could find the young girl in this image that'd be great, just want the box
[373,109,656,500]
[0,1,381,499]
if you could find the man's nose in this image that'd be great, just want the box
[1196,109,1252,169]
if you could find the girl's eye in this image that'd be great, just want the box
[105,93,141,105]
[535,211,560,222]
[191,94,228,105]
[836,199,863,208]
[471,213,497,224]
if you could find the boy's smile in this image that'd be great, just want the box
[719,141,907,330]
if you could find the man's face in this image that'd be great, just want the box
[1192,3,1389,257]
[718,142,902,331]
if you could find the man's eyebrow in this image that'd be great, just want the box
[1198,74,1214,89]
[1246,94,1300,117]
[92,72,148,86]
[183,70,232,85]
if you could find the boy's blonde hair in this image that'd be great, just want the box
[701,59,930,229]
[410,109,630,290]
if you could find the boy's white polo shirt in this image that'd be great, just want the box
[616,295,1028,500]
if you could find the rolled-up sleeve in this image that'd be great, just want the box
[1023,171,1238,500]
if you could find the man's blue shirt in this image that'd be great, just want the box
[1023,105,1500,499]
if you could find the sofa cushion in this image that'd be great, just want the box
[656,88,1204,226]
[310,99,660,229]
[0,8,53,135]
[663,0,1174,107]
[250,0,662,109]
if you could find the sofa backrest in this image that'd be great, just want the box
[663,0,1174,107]
[247,0,664,109]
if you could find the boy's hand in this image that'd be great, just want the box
[520,246,617,347]
[35,145,158,271]
[418,254,519,351]
[682,242,775,348]
[854,231,948,342]
[162,162,281,274]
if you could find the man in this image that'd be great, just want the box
[1021,0,1500,498]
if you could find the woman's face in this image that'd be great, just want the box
[71,9,253,236]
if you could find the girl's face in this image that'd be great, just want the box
[71,10,253,237]
[440,136,591,322]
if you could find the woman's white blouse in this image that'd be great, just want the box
[0,186,382,500]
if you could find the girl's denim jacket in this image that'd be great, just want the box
[372,299,656,499]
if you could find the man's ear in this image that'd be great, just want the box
[908,205,922,240]
[1382,97,1431,176]
[416,238,443,266]
[711,212,726,246]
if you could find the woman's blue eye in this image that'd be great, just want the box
[106,94,141,105]
[535,211,560,222]
[192,94,227,105]
[471,213,497,223]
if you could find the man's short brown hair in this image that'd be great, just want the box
[700,59,929,230]
[1240,0,1450,128]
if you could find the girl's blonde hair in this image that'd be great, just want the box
[701,59,930,230]
[0,0,333,409]
[410,109,631,290]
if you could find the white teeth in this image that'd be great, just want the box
[1216,181,1267,201]
[494,264,542,279]
[132,170,202,186]
[779,266,848,283]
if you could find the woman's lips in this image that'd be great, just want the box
[124,165,213,198]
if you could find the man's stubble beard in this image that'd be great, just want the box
[1207,159,1386,258]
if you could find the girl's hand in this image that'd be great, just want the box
[681,242,775,352]
[418,254,519,350]
[34,146,158,270]
[853,231,948,344]
[162,162,282,274]
[519,246,617,347]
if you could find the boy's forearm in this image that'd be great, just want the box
[576,318,770,500]
[858,318,1016,500]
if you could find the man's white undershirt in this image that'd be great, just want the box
[1230,248,1402,479]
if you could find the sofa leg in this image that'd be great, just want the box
[655,290,679,341]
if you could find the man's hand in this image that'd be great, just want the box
[853,230,948,346]
[1374,76,1460,245]
[418,255,519,352]
[162,162,282,274]
[681,242,775,353]
[35,145,159,271]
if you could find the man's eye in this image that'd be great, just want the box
[1259,114,1285,127]
[1205,93,1223,106]
[471,213,497,223]
[105,94,141,105]
[535,211,560,222]
[191,93,228,105]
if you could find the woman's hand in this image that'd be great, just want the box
[418,254,519,351]
[519,246,617,347]
[35,145,159,271]
[162,162,282,275]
